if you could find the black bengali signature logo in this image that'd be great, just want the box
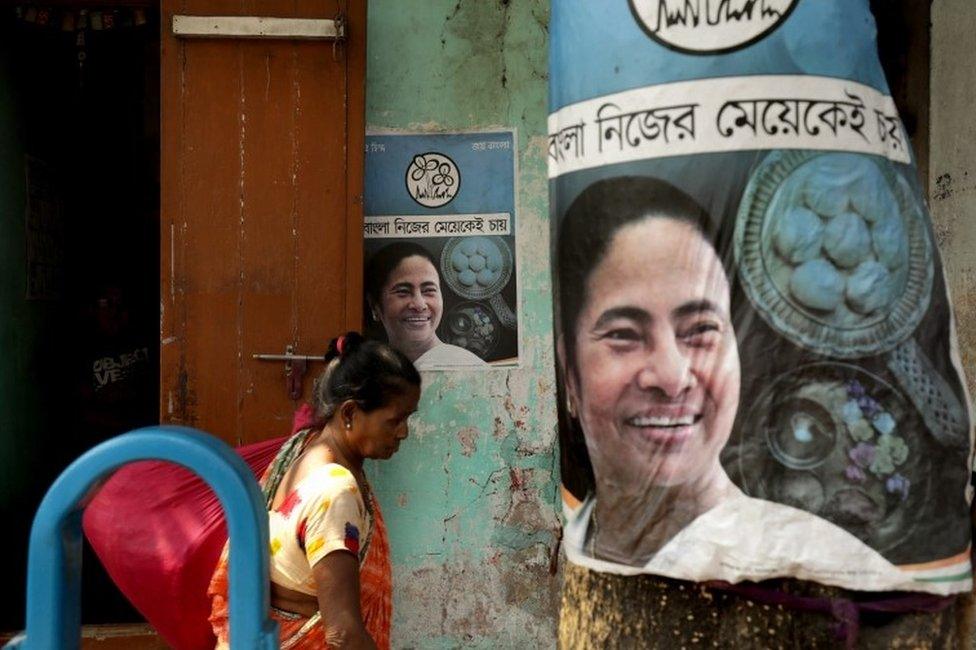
[405,152,460,208]
[630,0,799,54]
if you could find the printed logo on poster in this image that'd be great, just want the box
[629,0,799,54]
[405,152,461,208]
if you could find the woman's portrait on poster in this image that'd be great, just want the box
[556,176,907,584]
[365,241,486,371]
[557,175,741,565]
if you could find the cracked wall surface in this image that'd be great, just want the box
[931,1,976,404]
[364,1,558,647]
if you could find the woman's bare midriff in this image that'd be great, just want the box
[271,581,319,618]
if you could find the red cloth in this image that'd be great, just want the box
[82,405,316,650]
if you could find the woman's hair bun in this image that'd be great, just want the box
[313,331,421,423]
[327,331,366,360]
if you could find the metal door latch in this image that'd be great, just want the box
[252,345,328,400]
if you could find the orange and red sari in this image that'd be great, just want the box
[208,430,392,649]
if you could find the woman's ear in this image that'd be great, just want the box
[369,302,381,321]
[556,334,567,376]
[338,400,358,431]
[557,335,580,418]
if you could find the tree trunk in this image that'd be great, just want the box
[559,562,969,649]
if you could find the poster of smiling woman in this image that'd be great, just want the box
[363,131,519,370]
[550,0,973,594]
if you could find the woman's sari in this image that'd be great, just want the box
[208,429,392,649]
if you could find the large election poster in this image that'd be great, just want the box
[550,0,973,594]
[364,131,519,370]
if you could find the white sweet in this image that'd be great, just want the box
[800,154,886,219]
[807,154,866,182]
[846,261,893,315]
[460,240,478,255]
[477,269,496,286]
[451,250,469,272]
[773,206,824,264]
[790,259,845,311]
[458,269,477,286]
[872,216,908,270]
[468,254,486,272]
[823,212,871,269]
[803,186,849,217]
[850,167,898,223]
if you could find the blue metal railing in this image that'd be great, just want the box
[4,426,279,650]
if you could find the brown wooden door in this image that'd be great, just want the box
[160,0,365,445]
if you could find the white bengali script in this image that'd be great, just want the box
[547,75,910,179]
[364,213,511,239]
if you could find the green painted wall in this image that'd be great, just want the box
[364,1,559,646]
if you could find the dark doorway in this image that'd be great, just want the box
[871,0,931,188]
[0,3,159,632]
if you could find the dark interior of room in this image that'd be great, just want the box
[1,4,160,629]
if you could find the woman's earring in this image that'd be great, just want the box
[345,421,352,430]
[566,396,578,418]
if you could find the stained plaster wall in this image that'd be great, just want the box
[930,0,976,406]
[363,1,559,647]
[930,6,976,646]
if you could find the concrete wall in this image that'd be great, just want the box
[926,3,976,646]
[364,1,558,647]
[930,0,976,406]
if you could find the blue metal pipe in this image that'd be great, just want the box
[4,426,279,650]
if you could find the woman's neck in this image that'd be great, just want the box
[396,334,441,362]
[317,420,365,477]
[590,462,739,565]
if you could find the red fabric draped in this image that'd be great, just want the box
[82,406,315,649]
[82,435,286,649]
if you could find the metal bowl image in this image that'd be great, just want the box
[730,361,931,555]
[440,236,514,301]
[765,397,837,471]
[735,151,934,358]
[441,301,501,358]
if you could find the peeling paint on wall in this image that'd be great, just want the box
[364,1,557,647]
[934,173,953,201]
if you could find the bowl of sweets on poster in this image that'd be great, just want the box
[441,301,500,358]
[441,236,513,299]
[735,151,933,358]
[734,361,930,555]
[440,236,517,329]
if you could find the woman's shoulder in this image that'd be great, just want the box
[697,493,888,557]
[706,493,843,530]
[415,342,486,369]
[292,463,362,500]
